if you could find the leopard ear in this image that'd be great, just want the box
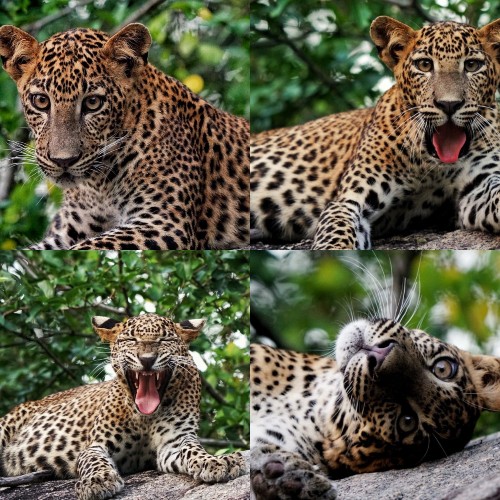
[175,319,206,343]
[103,23,151,78]
[370,16,416,70]
[478,19,500,65]
[0,25,39,81]
[470,354,500,411]
[92,316,124,343]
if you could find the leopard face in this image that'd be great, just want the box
[1,312,246,489]
[331,318,483,473]
[250,17,500,248]
[0,23,249,250]
[251,318,500,480]
[93,314,205,416]
[14,28,147,186]
[371,18,500,164]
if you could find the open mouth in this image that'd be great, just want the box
[125,368,172,415]
[426,121,470,164]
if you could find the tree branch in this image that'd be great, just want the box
[200,438,247,449]
[201,375,229,406]
[254,26,357,109]
[250,308,281,346]
[34,338,80,383]
[0,342,26,349]
[115,0,170,32]
[0,124,30,202]
[0,471,53,487]
[2,324,80,383]
[0,157,15,202]
[118,253,133,317]
[21,0,95,34]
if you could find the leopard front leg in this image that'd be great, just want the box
[69,221,200,250]
[30,197,201,249]
[29,212,76,249]
[312,201,371,250]
[251,445,337,500]
[458,174,500,233]
[75,445,124,500]
[158,435,247,483]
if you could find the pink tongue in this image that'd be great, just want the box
[135,374,160,415]
[432,122,466,164]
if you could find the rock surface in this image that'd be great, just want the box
[250,229,500,250]
[334,431,500,499]
[0,467,250,500]
[4,433,500,499]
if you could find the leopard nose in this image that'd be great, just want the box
[433,99,465,116]
[48,154,82,169]
[138,354,157,371]
[365,341,396,372]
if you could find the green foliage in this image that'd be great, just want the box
[0,250,249,452]
[0,0,249,247]
[251,250,500,350]
[251,250,500,436]
[251,0,500,132]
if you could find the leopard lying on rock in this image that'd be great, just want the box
[0,23,249,249]
[251,318,500,499]
[251,16,500,249]
[0,314,246,500]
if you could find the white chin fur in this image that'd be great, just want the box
[335,319,370,372]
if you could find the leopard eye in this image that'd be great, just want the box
[398,413,418,435]
[464,59,483,72]
[82,95,104,113]
[414,58,433,72]
[31,93,50,111]
[432,358,458,380]
[118,337,137,343]
[15,56,30,66]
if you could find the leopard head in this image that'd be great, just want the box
[327,318,500,476]
[92,313,205,416]
[371,16,500,164]
[0,23,151,186]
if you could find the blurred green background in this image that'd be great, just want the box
[0,250,249,453]
[251,250,500,437]
[0,0,249,248]
[251,0,500,132]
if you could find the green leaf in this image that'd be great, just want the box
[37,280,54,298]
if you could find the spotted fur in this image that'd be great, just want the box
[250,318,500,499]
[0,23,249,249]
[0,314,245,500]
[251,17,500,249]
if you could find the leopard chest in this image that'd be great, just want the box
[108,422,156,474]
[367,162,466,235]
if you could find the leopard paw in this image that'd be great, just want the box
[193,452,247,483]
[75,471,124,500]
[251,446,337,500]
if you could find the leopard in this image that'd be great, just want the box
[0,313,246,500]
[0,23,249,250]
[250,317,500,499]
[251,16,500,249]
